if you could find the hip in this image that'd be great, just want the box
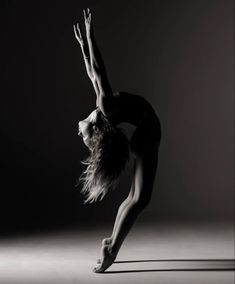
[130,112,161,156]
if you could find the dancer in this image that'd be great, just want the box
[74,8,161,273]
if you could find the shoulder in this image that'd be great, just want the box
[97,91,125,120]
[97,92,119,118]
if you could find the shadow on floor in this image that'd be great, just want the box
[105,259,235,273]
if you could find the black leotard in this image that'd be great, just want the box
[105,92,159,127]
[101,91,161,156]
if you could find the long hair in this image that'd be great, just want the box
[77,111,129,203]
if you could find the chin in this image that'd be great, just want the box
[83,138,92,149]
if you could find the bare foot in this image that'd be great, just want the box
[97,237,113,264]
[93,245,116,273]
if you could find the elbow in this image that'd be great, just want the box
[92,66,100,79]
[92,64,105,79]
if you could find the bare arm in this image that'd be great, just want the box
[74,9,115,115]
[83,9,115,114]
[73,23,99,96]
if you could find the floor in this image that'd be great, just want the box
[0,222,234,284]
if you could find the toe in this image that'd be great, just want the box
[93,265,103,273]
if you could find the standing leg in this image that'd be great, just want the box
[93,144,159,273]
[102,184,134,244]
[97,163,136,263]
[110,153,158,255]
[100,161,136,242]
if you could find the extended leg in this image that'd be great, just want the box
[103,192,134,244]
[96,194,133,264]
[97,165,136,263]
[94,150,158,273]
[102,162,136,244]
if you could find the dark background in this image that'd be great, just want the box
[1,0,234,234]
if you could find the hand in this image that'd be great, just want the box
[73,23,84,46]
[83,8,93,37]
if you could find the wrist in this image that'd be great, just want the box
[86,34,91,40]
[86,30,93,39]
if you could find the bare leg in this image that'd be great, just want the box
[94,199,142,273]
[97,174,135,263]
[111,192,134,239]
[97,161,136,262]
[94,149,159,273]
[97,189,134,263]
[109,161,136,241]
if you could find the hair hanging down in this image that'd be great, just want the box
[78,111,129,203]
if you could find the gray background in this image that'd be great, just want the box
[1,0,234,233]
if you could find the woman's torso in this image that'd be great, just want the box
[107,92,159,127]
[101,92,161,155]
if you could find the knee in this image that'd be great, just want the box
[124,194,133,205]
[132,194,151,212]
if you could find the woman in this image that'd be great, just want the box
[74,9,161,273]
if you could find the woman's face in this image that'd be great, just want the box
[78,109,99,149]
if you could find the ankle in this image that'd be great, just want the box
[109,243,118,256]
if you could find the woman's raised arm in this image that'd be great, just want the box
[74,9,115,116]
[83,9,114,101]
[74,21,99,96]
